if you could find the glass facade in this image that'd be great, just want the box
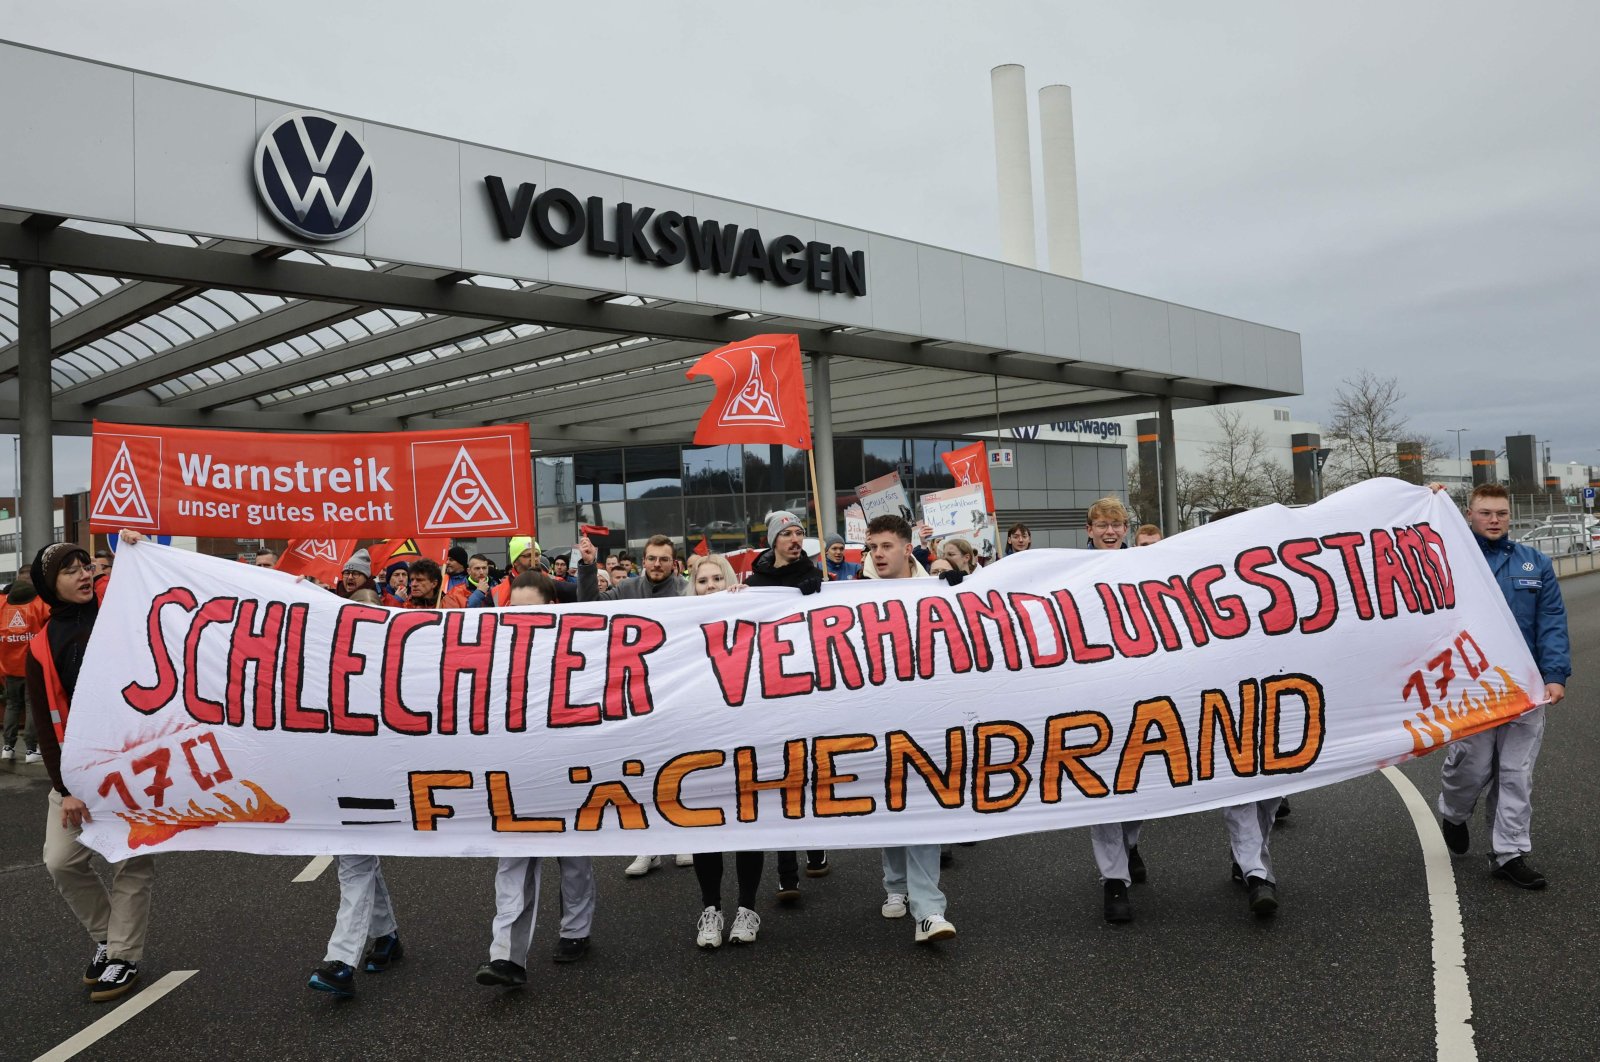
[532,436,1118,557]
[534,435,1126,559]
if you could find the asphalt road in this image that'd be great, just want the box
[4,575,1597,1062]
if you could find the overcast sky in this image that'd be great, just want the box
[3,0,1596,494]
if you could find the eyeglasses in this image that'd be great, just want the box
[59,562,88,576]
[1090,522,1127,532]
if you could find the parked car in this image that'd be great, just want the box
[1515,526,1592,556]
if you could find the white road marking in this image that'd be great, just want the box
[293,855,333,883]
[1381,766,1478,1062]
[34,969,197,1062]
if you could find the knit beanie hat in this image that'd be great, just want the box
[342,547,372,577]
[766,511,802,542]
[447,545,469,567]
[825,532,845,549]
[30,542,91,609]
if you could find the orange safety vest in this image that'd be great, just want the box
[25,576,108,742]
[28,630,71,743]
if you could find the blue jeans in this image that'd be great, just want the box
[881,845,945,921]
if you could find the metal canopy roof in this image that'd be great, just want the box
[0,41,1303,455]
[0,216,1274,454]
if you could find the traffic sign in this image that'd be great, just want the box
[106,532,172,554]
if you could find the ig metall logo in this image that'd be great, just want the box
[254,111,375,241]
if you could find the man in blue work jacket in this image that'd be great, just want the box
[1436,483,1570,889]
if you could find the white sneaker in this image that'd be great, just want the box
[695,905,724,949]
[625,855,661,877]
[675,853,694,867]
[881,893,908,919]
[728,907,760,944]
[24,750,42,765]
[915,916,957,943]
[0,746,12,761]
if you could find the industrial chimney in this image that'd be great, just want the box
[989,64,1037,268]
[1038,83,1082,278]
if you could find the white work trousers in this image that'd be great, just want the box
[324,855,398,966]
[1222,799,1281,883]
[1437,706,1546,866]
[489,856,596,964]
[1089,821,1144,885]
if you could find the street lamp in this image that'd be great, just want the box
[1447,428,1468,466]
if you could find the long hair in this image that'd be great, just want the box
[689,553,737,595]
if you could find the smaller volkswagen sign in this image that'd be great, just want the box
[254,111,375,241]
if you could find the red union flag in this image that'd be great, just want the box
[89,421,533,539]
[941,441,995,512]
[275,538,358,586]
[685,334,812,449]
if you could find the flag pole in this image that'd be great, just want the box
[807,447,823,540]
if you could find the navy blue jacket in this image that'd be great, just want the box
[1475,532,1571,685]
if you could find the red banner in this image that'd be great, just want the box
[685,334,812,449]
[275,539,358,586]
[89,422,534,538]
[941,440,995,512]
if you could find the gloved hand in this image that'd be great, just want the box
[799,571,825,595]
[937,569,965,587]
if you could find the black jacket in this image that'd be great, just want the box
[747,550,824,595]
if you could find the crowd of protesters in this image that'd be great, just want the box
[12,479,1568,1002]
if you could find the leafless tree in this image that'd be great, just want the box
[1324,371,1415,488]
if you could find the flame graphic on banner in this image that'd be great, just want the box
[1401,667,1532,757]
[116,780,291,850]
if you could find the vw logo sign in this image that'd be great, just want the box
[253,111,375,241]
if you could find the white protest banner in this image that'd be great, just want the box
[922,482,998,563]
[856,471,921,545]
[64,480,1547,862]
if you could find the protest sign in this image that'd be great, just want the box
[856,472,922,545]
[843,504,868,544]
[89,421,533,539]
[64,480,1546,862]
[922,483,998,563]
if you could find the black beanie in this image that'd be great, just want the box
[447,545,469,567]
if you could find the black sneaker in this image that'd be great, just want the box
[553,936,590,964]
[775,880,801,905]
[1128,846,1147,884]
[363,932,404,973]
[1103,880,1133,924]
[1440,818,1470,856]
[1246,876,1279,916]
[1275,798,1291,820]
[1492,856,1547,890]
[308,960,355,998]
[804,855,831,878]
[82,942,110,985]
[475,959,527,987]
[90,960,140,1003]
[940,846,954,869]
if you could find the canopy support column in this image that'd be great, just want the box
[810,352,837,541]
[1158,396,1179,536]
[17,265,55,558]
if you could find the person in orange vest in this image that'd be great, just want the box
[490,537,541,606]
[26,533,156,1003]
[2,569,49,763]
